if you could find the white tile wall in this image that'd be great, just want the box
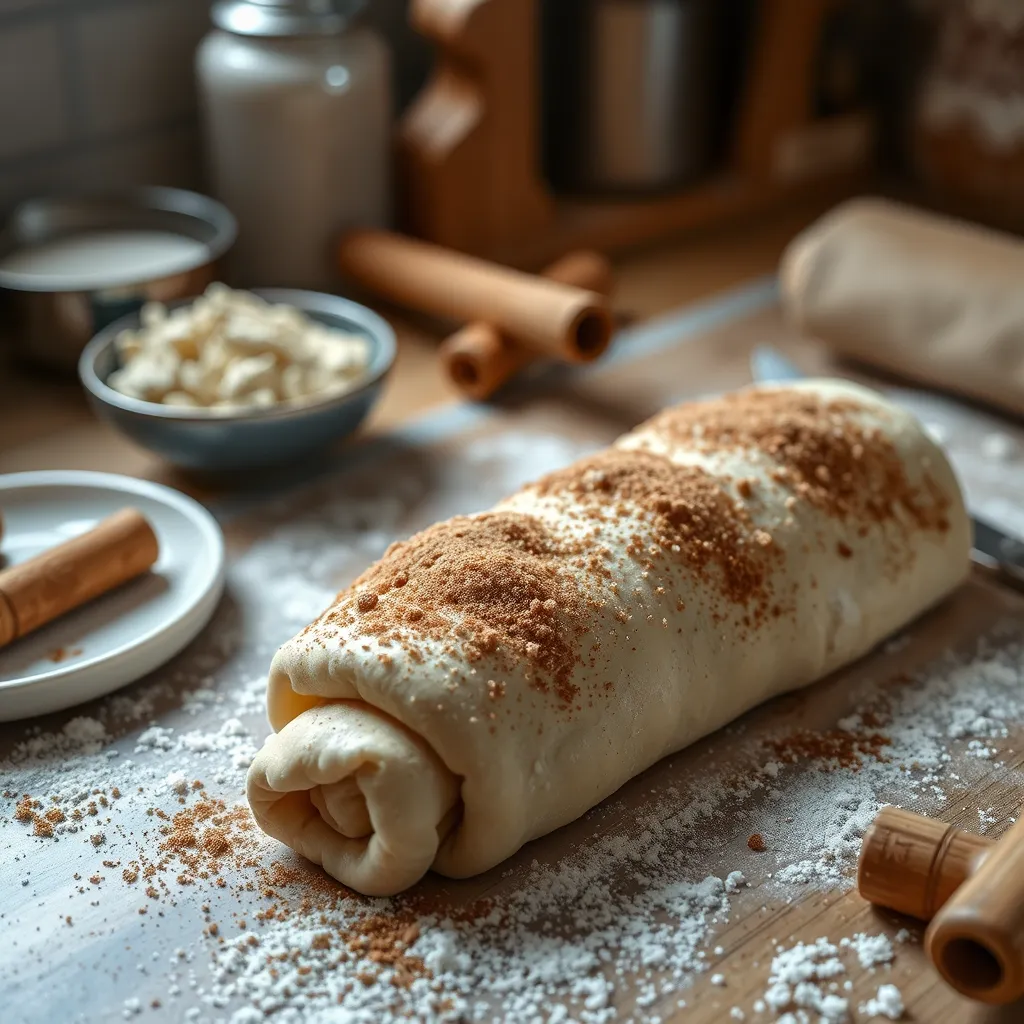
[0,21,69,160]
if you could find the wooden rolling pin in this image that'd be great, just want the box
[0,508,159,649]
[858,805,1024,1005]
[439,250,614,400]
[337,230,613,362]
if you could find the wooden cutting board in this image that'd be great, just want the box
[3,291,1024,1023]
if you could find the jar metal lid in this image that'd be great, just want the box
[211,0,367,38]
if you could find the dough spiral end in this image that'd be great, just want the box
[246,701,461,896]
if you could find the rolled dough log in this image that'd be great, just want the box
[247,381,970,895]
[781,197,1024,417]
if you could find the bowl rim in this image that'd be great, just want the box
[78,287,397,425]
[0,186,238,294]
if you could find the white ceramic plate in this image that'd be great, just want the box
[0,471,224,721]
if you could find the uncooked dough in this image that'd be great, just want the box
[247,381,970,895]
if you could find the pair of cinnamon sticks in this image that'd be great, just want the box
[337,231,615,400]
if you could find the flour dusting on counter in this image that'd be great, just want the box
[3,621,1022,1020]
[1,426,1023,1022]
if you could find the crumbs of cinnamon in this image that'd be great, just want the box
[646,389,952,549]
[316,512,591,708]
[535,449,784,628]
[768,728,891,771]
[15,796,38,823]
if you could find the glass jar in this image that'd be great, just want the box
[196,0,392,290]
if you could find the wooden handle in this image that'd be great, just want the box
[858,805,1024,1005]
[397,0,552,254]
[439,250,614,399]
[858,807,994,921]
[337,230,612,362]
[0,508,159,648]
[926,814,1024,1004]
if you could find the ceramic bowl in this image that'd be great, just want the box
[78,288,395,471]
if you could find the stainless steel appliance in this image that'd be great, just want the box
[544,0,723,194]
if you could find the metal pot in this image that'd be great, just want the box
[544,0,724,195]
[0,187,236,373]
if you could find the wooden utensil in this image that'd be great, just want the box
[398,0,867,268]
[0,508,160,649]
[337,229,612,362]
[858,805,1024,1005]
[398,0,552,255]
[439,249,614,399]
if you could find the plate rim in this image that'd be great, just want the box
[0,470,225,692]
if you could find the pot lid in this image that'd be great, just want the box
[211,0,366,38]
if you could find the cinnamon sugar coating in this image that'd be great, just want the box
[295,387,954,710]
[641,389,951,533]
[311,512,590,707]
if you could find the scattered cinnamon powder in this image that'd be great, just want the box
[15,797,37,823]
[344,914,429,988]
[642,389,952,542]
[14,795,66,838]
[767,728,892,772]
[312,512,591,707]
[533,449,784,628]
[47,646,82,663]
[154,794,260,885]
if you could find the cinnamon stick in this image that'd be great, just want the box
[337,230,612,362]
[0,508,160,649]
[440,250,614,400]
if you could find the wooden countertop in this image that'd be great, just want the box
[0,197,831,487]
[4,194,1024,1022]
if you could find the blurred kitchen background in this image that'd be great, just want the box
[0,0,430,216]
[0,0,1014,228]
[1,0,1024,479]
[3,0,1024,380]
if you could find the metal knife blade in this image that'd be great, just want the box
[748,346,1024,585]
[749,346,810,386]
